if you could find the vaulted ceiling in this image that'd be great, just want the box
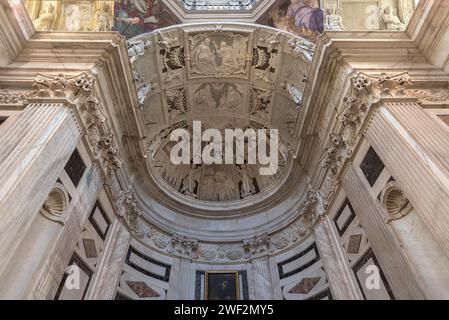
[129,23,312,210]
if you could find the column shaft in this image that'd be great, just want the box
[87,221,130,300]
[342,165,425,299]
[252,256,274,300]
[0,102,81,277]
[314,216,363,300]
[365,103,449,257]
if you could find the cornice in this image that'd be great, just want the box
[295,0,449,177]
[0,0,34,66]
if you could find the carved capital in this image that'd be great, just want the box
[31,73,94,102]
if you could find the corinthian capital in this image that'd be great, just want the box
[31,72,94,102]
[351,72,411,99]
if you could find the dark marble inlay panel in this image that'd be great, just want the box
[64,149,86,187]
[83,238,98,258]
[289,277,320,294]
[360,147,385,187]
[347,234,362,254]
[126,281,160,298]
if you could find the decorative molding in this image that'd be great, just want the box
[407,88,449,103]
[314,72,412,226]
[0,90,32,104]
[117,186,329,262]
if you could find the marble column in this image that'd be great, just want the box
[28,166,103,300]
[167,258,194,300]
[342,164,425,299]
[388,208,449,299]
[365,102,449,257]
[314,216,363,300]
[0,101,81,279]
[362,101,449,298]
[87,220,131,300]
[251,256,274,300]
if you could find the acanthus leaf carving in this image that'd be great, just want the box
[32,73,94,102]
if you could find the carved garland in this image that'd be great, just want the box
[119,184,328,262]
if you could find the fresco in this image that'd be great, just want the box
[113,0,178,39]
[269,0,324,42]
[25,0,115,32]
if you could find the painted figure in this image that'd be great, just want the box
[114,0,158,38]
[286,0,324,33]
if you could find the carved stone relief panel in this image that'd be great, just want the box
[187,31,252,78]
[191,83,245,114]
[147,123,289,202]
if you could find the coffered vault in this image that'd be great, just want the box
[124,23,317,254]
[129,23,312,209]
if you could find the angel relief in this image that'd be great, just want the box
[189,33,249,76]
[193,83,243,111]
[147,123,288,202]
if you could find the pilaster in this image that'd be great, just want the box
[314,216,362,300]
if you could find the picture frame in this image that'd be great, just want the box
[204,271,240,300]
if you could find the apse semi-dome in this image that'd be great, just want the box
[125,22,317,249]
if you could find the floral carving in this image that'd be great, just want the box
[0,90,31,104]
[407,88,449,102]
[32,73,94,101]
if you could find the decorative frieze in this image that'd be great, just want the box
[117,185,329,263]
[407,88,449,103]
[0,90,31,104]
